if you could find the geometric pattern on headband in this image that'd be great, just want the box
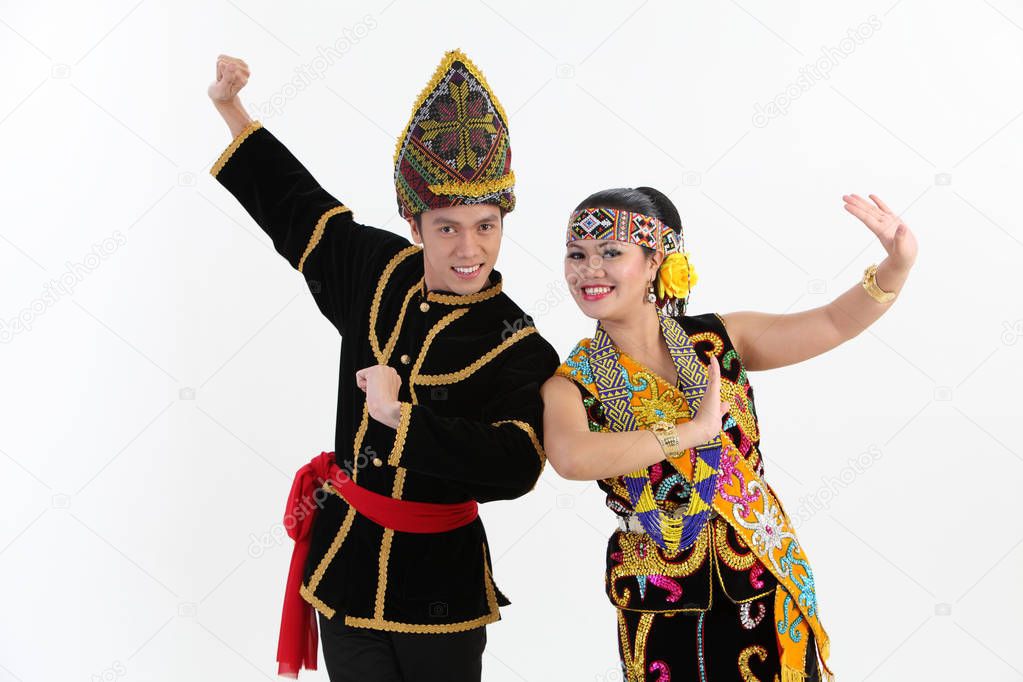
[567,207,680,255]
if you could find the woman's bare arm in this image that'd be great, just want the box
[722,193,918,372]
[540,357,728,481]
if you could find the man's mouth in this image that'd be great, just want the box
[452,263,484,280]
[581,285,615,301]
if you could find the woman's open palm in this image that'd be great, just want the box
[843,193,918,270]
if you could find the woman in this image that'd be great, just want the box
[541,187,917,681]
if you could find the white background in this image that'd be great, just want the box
[2,1,1022,680]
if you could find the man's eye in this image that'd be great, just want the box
[440,226,454,233]
[479,223,494,231]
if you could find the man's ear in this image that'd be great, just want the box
[408,216,423,245]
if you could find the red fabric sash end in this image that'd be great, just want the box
[276,451,479,677]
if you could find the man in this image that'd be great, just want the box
[208,49,559,681]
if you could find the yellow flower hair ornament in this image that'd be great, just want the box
[656,251,698,300]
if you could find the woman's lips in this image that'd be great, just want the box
[581,285,615,301]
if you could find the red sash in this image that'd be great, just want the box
[276,451,479,678]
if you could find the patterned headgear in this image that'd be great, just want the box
[566,206,698,310]
[394,49,515,220]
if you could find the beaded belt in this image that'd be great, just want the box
[616,505,713,534]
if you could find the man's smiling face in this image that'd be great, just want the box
[409,204,504,294]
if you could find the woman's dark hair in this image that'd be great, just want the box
[573,186,688,316]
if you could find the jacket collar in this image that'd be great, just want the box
[420,268,503,306]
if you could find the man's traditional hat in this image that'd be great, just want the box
[394,49,515,219]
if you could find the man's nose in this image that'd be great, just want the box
[455,231,482,257]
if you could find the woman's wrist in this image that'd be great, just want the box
[673,419,715,451]
[874,255,912,293]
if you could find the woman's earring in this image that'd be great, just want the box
[646,281,657,304]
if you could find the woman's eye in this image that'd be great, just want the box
[602,249,620,257]
[567,252,583,259]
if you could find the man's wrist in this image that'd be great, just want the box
[213,98,254,137]
[380,401,404,430]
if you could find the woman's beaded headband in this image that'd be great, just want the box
[566,207,681,255]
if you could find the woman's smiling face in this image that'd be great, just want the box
[564,239,662,320]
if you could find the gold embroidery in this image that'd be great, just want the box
[297,205,351,273]
[409,308,471,403]
[688,330,724,356]
[306,504,357,592]
[428,171,516,197]
[344,611,499,634]
[617,610,657,682]
[374,528,395,619]
[300,582,335,618]
[392,467,407,499]
[492,419,546,466]
[712,516,757,571]
[690,330,760,441]
[710,530,777,605]
[369,245,422,363]
[628,371,692,426]
[381,279,423,363]
[387,402,414,466]
[609,527,710,609]
[415,326,536,386]
[372,427,413,622]
[210,120,263,177]
[425,279,502,305]
[352,401,370,485]
[738,645,770,682]
[722,377,760,442]
[481,541,501,617]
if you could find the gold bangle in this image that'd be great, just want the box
[861,263,896,304]
[649,420,684,459]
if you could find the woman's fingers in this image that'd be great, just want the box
[844,193,878,214]
[703,356,720,412]
[844,194,884,223]
[843,202,885,236]
[869,194,893,214]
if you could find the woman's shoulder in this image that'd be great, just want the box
[553,337,597,386]
[679,311,743,361]
[679,310,727,335]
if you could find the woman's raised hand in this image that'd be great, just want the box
[842,193,918,272]
[691,356,729,443]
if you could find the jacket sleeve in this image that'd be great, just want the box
[209,120,409,335]
[385,334,560,503]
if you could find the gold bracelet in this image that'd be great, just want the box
[649,420,685,459]
[861,263,896,304]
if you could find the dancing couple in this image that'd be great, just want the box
[208,47,916,682]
